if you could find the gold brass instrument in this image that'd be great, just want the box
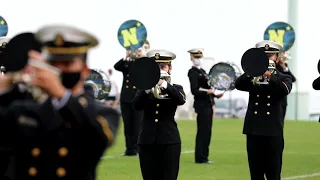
[152,70,171,99]
[14,59,61,103]
[252,60,276,85]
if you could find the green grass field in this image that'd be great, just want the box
[97,119,320,180]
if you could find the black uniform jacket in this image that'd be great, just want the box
[276,63,296,106]
[114,59,138,103]
[235,71,292,137]
[0,85,32,178]
[0,93,120,180]
[188,66,215,110]
[132,83,186,144]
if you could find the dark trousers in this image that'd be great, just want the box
[246,135,284,180]
[282,105,287,120]
[121,102,143,154]
[195,106,213,162]
[138,144,181,180]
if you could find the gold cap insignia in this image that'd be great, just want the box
[1,42,6,48]
[55,34,64,46]
[265,44,269,50]
[155,53,160,59]
[198,50,202,54]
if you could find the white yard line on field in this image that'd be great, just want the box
[282,172,320,179]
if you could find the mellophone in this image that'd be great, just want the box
[241,48,270,80]
[0,32,58,103]
[129,57,167,99]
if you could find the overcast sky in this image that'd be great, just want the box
[2,0,320,113]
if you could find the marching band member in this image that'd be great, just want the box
[187,48,223,164]
[133,50,186,180]
[0,25,120,179]
[257,43,296,119]
[236,41,292,180]
[0,34,41,180]
[113,40,150,156]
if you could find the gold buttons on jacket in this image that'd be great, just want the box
[156,104,160,107]
[31,148,40,157]
[28,167,37,176]
[58,147,68,157]
[267,103,270,106]
[155,119,158,122]
[56,167,66,177]
[267,95,270,98]
[267,112,270,115]
[255,102,258,105]
[254,111,257,114]
[257,95,259,97]
[78,97,88,107]
[126,85,129,88]
[126,80,129,83]
[133,86,136,89]
[155,111,158,114]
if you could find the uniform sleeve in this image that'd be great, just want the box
[114,58,126,72]
[269,74,292,96]
[188,70,208,97]
[95,106,121,147]
[132,90,148,111]
[167,84,186,105]
[0,85,31,107]
[235,73,253,92]
[312,77,320,90]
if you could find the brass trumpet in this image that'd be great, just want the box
[152,70,171,99]
[252,60,276,85]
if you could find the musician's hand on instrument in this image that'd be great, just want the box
[215,92,224,99]
[157,79,164,86]
[0,73,13,89]
[207,88,215,95]
[31,67,66,99]
[279,61,287,70]
[263,70,271,79]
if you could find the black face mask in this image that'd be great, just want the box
[61,72,81,89]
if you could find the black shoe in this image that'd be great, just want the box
[121,152,138,156]
[195,160,213,164]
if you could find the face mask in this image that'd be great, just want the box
[61,72,81,89]
[193,58,201,66]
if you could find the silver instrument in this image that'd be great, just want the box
[252,60,276,85]
[152,70,171,99]
[0,66,5,75]
[84,69,111,100]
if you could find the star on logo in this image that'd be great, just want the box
[265,44,269,50]
[286,26,291,31]
[155,53,160,59]
[0,20,4,25]
[136,22,141,27]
